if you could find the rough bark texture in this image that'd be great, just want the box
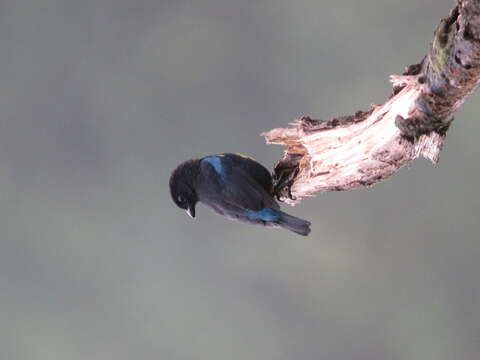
[263,0,480,205]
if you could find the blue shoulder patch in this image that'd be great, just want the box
[203,156,224,176]
[245,208,280,222]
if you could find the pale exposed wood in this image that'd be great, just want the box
[263,1,480,205]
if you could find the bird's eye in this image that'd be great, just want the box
[177,195,185,204]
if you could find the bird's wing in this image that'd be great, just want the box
[199,157,278,212]
[222,153,274,195]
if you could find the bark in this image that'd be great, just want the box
[263,0,480,205]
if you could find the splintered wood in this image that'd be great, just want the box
[264,1,480,205]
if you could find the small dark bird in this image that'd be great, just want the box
[169,153,311,236]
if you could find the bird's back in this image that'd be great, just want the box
[197,153,277,210]
[213,153,274,195]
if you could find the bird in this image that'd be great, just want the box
[169,153,311,236]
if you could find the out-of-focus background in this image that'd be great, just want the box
[1,0,479,359]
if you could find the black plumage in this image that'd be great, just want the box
[169,153,311,236]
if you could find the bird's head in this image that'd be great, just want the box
[169,161,198,218]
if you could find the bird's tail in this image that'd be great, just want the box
[278,211,311,236]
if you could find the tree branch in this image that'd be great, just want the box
[262,0,480,205]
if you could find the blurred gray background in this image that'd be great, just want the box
[1,0,479,359]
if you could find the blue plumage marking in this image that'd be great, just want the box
[203,156,224,176]
[244,208,280,222]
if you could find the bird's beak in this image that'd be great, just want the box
[185,205,195,219]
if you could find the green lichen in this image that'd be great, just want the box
[429,19,455,76]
